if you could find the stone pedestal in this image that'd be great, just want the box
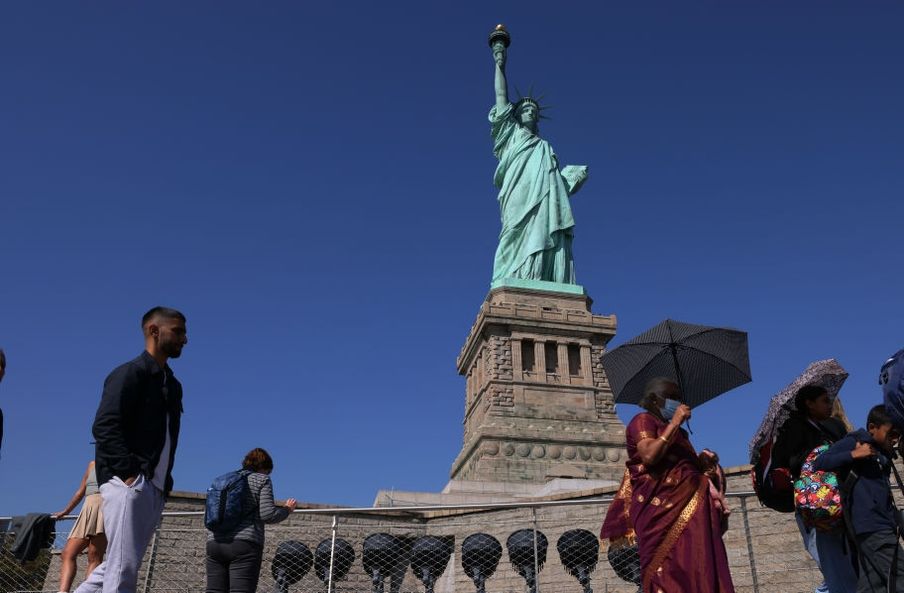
[450,285,626,484]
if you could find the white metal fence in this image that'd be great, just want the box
[1,493,821,593]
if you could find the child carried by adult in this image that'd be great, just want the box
[815,403,903,592]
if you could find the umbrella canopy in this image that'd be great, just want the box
[747,358,849,461]
[601,319,751,408]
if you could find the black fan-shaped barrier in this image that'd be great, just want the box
[607,544,642,587]
[556,529,599,593]
[271,540,313,593]
[461,533,502,593]
[410,536,454,593]
[506,529,547,593]
[362,533,405,593]
[314,537,355,585]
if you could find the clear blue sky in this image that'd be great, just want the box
[1,2,902,515]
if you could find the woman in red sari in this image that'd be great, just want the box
[626,378,735,593]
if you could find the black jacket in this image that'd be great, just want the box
[771,413,847,479]
[10,513,55,562]
[93,351,182,494]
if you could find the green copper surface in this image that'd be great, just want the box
[488,26,589,288]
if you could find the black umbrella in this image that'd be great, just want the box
[601,319,751,407]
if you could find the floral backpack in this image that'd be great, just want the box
[794,443,843,532]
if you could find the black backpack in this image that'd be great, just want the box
[750,435,795,513]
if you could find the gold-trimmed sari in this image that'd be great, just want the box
[626,412,735,593]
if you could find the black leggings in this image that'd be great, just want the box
[206,539,264,593]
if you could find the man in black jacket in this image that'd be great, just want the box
[75,307,187,593]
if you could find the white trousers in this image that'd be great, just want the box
[74,474,164,593]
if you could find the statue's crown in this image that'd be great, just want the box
[515,96,540,110]
[514,95,549,120]
[514,86,550,121]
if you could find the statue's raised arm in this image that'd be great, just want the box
[490,25,510,111]
[486,25,589,291]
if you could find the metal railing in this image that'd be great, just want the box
[1,492,822,593]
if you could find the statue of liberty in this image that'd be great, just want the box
[488,25,588,289]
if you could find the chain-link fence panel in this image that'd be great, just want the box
[142,502,699,593]
[0,519,72,593]
[421,503,638,593]
[3,493,827,593]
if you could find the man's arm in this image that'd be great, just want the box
[92,366,139,480]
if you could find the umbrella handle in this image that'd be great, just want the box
[666,326,691,434]
[666,324,686,397]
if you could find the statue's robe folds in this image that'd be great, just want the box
[489,102,577,285]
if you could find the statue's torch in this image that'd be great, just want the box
[488,24,511,49]
[489,24,510,67]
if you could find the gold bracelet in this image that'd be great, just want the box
[659,435,670,444]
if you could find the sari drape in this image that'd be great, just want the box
[626,412,735,593]
[601,468,643,587]
[601,468,635,545]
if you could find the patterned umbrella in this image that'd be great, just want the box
[601,319,751,408]
[747,358,849,461]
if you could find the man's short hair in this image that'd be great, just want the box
[868,404,893,428]
[141,307,186,329]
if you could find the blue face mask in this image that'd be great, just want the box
[661,398,681,422]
